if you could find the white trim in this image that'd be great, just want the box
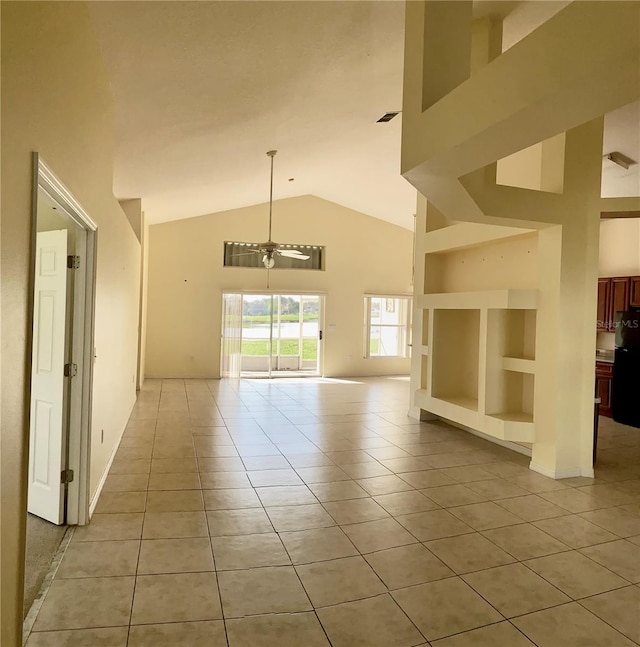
[88,409,131,517]
[440,418,533,457]
[529,461,594,480]
[32,153,98,526]
[37,157,97,231]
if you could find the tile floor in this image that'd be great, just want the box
[25,377,640,646]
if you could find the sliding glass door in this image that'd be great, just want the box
[221,292,323,378]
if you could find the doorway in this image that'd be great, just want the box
[24,155,97,617]
[221,292,324,378]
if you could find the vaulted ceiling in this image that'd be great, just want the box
[88,1,638,229]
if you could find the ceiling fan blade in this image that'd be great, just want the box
[278,249,310,260]
[229,250,260,257]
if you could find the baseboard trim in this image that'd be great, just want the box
[444,419,533,458]
[529,461,594,480]
[88,406,132,517]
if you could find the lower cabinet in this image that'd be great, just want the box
[595,361,613,418]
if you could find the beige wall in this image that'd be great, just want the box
[599,218,640,277]
[1,4,140,643]
[146,195,413,378]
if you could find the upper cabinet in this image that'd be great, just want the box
[598,276,640,331]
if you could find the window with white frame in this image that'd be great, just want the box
[364,295,412,358]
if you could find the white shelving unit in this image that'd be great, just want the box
[415,289,538,443]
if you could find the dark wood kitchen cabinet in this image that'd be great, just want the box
[597,275,640,331]
[595,361,613,418]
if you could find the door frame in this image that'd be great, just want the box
[220,290,326,378]
[30,153,98,525]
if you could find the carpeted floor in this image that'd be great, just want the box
[23,514,66,618]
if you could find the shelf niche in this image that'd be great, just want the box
[431,309,480,411]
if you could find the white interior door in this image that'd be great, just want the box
[221,293,243,378]
[28,229,68,524]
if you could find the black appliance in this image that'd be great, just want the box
[612,310,640,428]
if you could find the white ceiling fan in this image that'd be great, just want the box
[234,150,311,269]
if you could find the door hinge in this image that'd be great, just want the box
[61,469,74,484]
[64,363,78,377]
[67,255,80,269]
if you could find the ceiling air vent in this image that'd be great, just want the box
[376,111,399,123]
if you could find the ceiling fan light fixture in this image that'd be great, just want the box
[263,254,275,269]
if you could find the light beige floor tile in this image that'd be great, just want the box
[579,507,640,538]
[480,461,530,478]
[421,484,488,507]
[579,585,640,643]
[200,471,251,489]
[525,551,629,598]
[449,502,522,530]
[57,540,139,579]
[365,543,453,589]
[33,577,134,631]
[116,446,153,461]
[72,514,143,542]
[131,572,222,624]
[248,468,304,486]
[109,459,151,475]
[339,462,394,479]
[438,466,494,483]
[206,508,273,536]
[465,478,530,500]
[218,566,312,617]
[581,539,640,582]
[266,503,335,531]
[396,509,474,542]
[142,511,208,538]
[103,474,149,492]
[212,533,291,570]
[392,578,502,642]
[297,466,351,483]
[496,495,567,522]
[153,444,196,459]
[425,532,515,574]
[151,457,199,473]
[575,484,636,507]
[430,621,536,646]
[285,453,335,468]
[539,488,603,513]
[482,523,570,560]
[317,594,425,647]
[203,488,261,510]
[378,457,434,473]
[255,485,317,506]
[146,490,204,512]
[373,490,440,515]
[25,627,129,647]
[95,491,146,514]
[365,446,412,460]
[462,562,571,617]
[279,526,359,564]
[241,455,291,470]
[197,457,246,472]
[323,498,390,524]
[128,621,227,647]
[226,612,330,647]
[356,475,414,496]
[342,517,418,553]
[296,555,386,607]
[147,472,201,490]
[138,537,214,574]
[512,602,636,647]
[628,534,640,546]
[533,514,619,548]
[508,472,570,493]
[308,480,369,502]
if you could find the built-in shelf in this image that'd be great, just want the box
[486,412,535,443]
[502,356,536,374]
[418,289,538,311]
[424,223,535,255]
